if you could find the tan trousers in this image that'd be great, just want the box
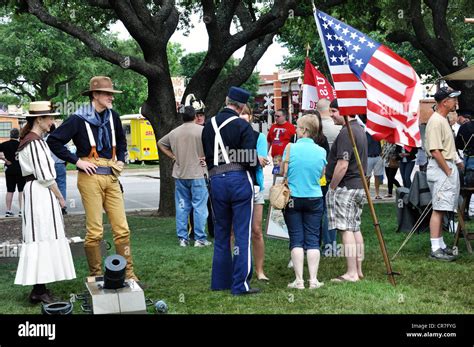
[77,157,137,280]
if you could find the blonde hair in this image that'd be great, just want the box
[242,104,254,122]
[297,114,319,138]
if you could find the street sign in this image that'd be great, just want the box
[264,93,274,108]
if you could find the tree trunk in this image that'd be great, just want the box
[142,74,180,217]
[447,80,474,111]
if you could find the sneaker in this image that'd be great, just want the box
[308,279,324,289]
[194,240,212,247]
[430,248,456,261]
[179,239,189,247]
[441,247,456,256]
[5,211,14,218]
[287,279,305,289]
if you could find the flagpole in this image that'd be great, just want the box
[305,43,310,57]
[343,116,399,286]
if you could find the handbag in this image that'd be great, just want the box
[269,144,291,210]
[388,156,400,169]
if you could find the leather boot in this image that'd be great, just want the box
[115,241,139,281]
[84,245,103,277]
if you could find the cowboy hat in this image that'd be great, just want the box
[81,76,123,96]
[27,101,60,117]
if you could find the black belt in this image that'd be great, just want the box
[79,166,113,175]
[24,174,36,182]
[209,163,246,177]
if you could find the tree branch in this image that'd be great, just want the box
[215,0,241,34]
[202,0,225,50]
[206,34,275,116]
[86,0,112,10]
[0,85,35,100]
[110,1,157,47]
[226,0,297,52]
[47,76,76,99]
[25,0,159,78]
[160,0,179,44]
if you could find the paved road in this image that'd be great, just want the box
[0,169,160,216]
[0,163,401,218]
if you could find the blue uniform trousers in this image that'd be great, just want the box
[210,170,254,294]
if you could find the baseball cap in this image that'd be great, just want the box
[434,87,461,102]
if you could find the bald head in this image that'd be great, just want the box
[316,98,331,118]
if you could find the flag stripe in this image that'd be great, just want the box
[364,63,410,95]
[334,81,366,90]
[332,73,361,83]
[369,56,415,87]
[339,106,367,115]
[338,98,367,107]
[362,72,407,103]
[374,46,414,79]
[334,90,367,99]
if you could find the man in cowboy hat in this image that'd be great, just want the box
[47,76,140,281]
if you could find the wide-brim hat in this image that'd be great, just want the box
[27,101,60,117]
[81,76,122,96]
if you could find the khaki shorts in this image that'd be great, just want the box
[426,159,460,212]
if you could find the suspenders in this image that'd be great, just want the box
[211,116,238,166]
[84,113,117,161]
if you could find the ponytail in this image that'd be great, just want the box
[20,117,36,139]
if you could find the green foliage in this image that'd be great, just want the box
[180,51,260,97]
[0,93,20,105]
[0,12,94,100]
[0,10,185,116]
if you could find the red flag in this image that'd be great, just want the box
[314,9,421,148]
[302,58,336,110]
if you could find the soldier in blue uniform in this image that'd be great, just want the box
[202,86,260,295]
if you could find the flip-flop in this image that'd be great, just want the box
[257,275,270,282]
[330,276,357,283]
[374,196,382,200]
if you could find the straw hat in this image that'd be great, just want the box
[81,76,123,96]
[27,101,60,117]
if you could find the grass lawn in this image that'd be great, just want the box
[0,203,472,314]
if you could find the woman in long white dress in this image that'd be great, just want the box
[14,101,76,304]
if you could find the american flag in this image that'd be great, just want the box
[314,9,422,148]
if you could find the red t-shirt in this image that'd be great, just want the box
[267,122,296,157]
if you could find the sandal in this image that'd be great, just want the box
[330,275,358,283]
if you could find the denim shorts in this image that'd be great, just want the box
[283,196,323,250]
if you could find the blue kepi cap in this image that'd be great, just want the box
[228,86,250,104]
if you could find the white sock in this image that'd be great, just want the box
[439,237,447,249]
[430,238,441,252]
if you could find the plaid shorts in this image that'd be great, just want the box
[326,186,365,232]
